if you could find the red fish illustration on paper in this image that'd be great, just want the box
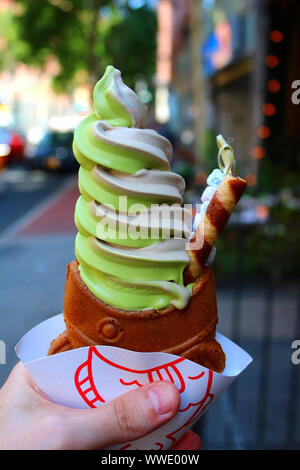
[74,346,214,449]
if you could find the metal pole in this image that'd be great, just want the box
[189,0,205,163]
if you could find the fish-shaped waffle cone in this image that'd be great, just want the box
[48,260,226,373]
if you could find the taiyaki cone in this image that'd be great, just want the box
[48,260,226,373]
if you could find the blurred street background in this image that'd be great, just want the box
[0,0,299,450]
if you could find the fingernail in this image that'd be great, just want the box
[148,382,178,415]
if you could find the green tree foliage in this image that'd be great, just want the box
[0,6,30,71]
[103,4,157,89]
[11,0,156,92]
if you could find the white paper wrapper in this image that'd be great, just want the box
[16,313,252,450]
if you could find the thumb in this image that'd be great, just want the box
[63,381,180,449]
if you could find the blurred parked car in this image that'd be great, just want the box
[26,130,78,171]
[0,127,25,167]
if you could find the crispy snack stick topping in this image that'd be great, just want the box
[184,136,247,284]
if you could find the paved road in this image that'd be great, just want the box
[0,164,74,234]
[0,165,299,449]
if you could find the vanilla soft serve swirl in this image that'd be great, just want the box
[73,66,192,310]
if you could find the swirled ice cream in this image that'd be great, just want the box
[73,65,192,311]
[49,76,245,373]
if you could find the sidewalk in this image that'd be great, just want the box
[0,179,78,386]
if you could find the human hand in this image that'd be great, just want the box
[0,362,201,450]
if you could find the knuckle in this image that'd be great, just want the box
[112,396,141,438]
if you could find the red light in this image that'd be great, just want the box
[270,30,284,43]
[268,79,281,93]
[266,55,279,68]
[258,126,271,139]
[263,103,277,116]
[245,173,257,187]
[256,205,269,220]
[251,147,266,159]
[195,171,207,185]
